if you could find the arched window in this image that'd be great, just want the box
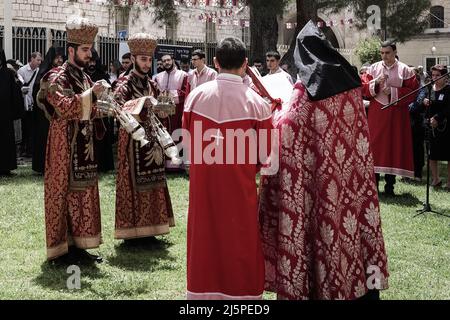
[430,6,445,29]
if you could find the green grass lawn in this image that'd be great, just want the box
[0,165,449,300]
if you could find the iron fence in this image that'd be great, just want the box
[12,27,47,65]
[2,25,251,70]
[51,29,67,52]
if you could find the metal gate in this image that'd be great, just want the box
[1,25,243,69]
[99,35,121,67]
[12,27,47,65]
[50,29,67,53]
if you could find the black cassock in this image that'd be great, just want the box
[0,66,24,173]
[88,68,115,173]
[31,71,49,174]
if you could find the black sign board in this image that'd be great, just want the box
[154,44,193,67]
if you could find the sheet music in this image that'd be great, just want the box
[261,73,294,108]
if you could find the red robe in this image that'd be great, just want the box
[259,83,389,300]
[362,60,418,177]
[43,62,103,260]
[113,71,175,239]
[183,73,273,300]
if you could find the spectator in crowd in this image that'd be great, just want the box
[108,59,122,83]
[156,58,164,73]
[0,50,25,175]
[264,51,294,85]
[252,58,266,76]
[121,52,132,76]
[407,69,429,182]
[180,57,191,73]
[188,49,217,91]
[423,64,450,189]
[417,65,428,86]
[86,49,115,173]
[18,51,42,157]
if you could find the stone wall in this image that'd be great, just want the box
[0,0,116,35]
[0,1,249,41]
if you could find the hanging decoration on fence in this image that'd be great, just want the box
[286,19,354,29]
[102,0,245,8]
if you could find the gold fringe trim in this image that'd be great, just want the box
[114,223,173,240]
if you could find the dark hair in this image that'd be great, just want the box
[266,51,281,60]
[192,49,206,60]
[28,51,41,62]
[180,57,190,64]
[215,37,246,70]
[122,52,131,60]
[253,58,263,64]
[66,43,79,57]
[381,40,397,51]
[431,64,448,76]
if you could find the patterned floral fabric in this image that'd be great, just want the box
[259,83,389,300]
[44,62,102,260]
[113,71,175,240]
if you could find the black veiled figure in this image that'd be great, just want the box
[31,46,65,174]
[0,50,25,174]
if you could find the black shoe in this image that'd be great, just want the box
[49,253,73,266]
[0,170,14,177]
[123,236,159,247]
[69,247,103,264]
[123,238,141,247]
[384,188,395,197]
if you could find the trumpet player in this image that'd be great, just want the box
[113,33,175,245]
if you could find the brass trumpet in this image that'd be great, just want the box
[96,90,150,148]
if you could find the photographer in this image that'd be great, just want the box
[423,64,450,190]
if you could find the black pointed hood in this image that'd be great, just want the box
[294,20,361,101]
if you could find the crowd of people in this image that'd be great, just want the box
[0,15,448,301]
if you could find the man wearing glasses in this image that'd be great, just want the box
[188,49,217,91]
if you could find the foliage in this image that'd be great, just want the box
[310,0,432,42]
[354,36,382,65]
[107,0,179,27]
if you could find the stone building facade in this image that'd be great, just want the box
[0,0,249,64]
[1,0,448,70]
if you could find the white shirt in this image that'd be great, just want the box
[18,63,39,111]
[188,65,218,90]
[264,67,294,85]
[109,73,118,83]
